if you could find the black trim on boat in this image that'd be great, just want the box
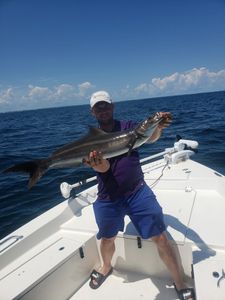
[137,237,142,249]
[79,246,84,258]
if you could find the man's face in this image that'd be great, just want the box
[91,101,114,124]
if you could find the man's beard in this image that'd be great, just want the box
[98,117,114,126]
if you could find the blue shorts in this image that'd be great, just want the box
[93,183,166,240]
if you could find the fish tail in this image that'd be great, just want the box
[3,159,50,189]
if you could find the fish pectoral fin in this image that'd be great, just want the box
[127,135,138,156]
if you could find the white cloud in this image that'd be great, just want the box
[1,68,225,112]
[54,84,74,97]
[0,87,14,104]
[27,84,75,101]
[135,67,225,97]
[152,72,180,90]
[52,84,76,101]
[25,82,95,102]
[27,85,52,99]
[134,83,150,93]
[78,81,95,96]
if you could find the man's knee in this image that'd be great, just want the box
[151,232,169,247]
[101,236,116,245]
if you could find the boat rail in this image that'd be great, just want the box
[60,138,198,199]
[0,235,24,253]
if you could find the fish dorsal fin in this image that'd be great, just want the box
[52,126,106,156]
[88,126,107,136]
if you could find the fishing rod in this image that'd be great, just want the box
[60,176,97,199]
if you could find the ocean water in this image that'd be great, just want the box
[0,90,225,240]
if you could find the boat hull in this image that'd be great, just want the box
[0,158,225,299]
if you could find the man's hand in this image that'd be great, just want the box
[83,151,110,173]
[148,112,172,143]
[158,112,172,129]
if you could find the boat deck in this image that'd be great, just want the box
[1,157,225,299]
[70,271,181,300]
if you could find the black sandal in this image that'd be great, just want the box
[89,268,113,289]
[174,283,195,300]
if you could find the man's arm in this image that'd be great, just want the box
[147,112,172,143]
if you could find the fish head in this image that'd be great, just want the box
[135,113,163,136]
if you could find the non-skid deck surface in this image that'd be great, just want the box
[70,271,180,300]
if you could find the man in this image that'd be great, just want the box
[84,91,195,300]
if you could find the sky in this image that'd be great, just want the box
[0,0,225,112]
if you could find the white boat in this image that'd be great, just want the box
[0,139,225,300]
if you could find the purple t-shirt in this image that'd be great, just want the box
[96,120,144,201]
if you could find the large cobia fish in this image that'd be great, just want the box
[4,113,167,189]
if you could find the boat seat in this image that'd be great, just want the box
[0,232,100,300]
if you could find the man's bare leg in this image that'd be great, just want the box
[91,236,116,286]
[152,232,194,300]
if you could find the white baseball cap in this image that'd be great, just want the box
[90,90,112,108]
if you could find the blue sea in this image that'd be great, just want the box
[0,91,225,240]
